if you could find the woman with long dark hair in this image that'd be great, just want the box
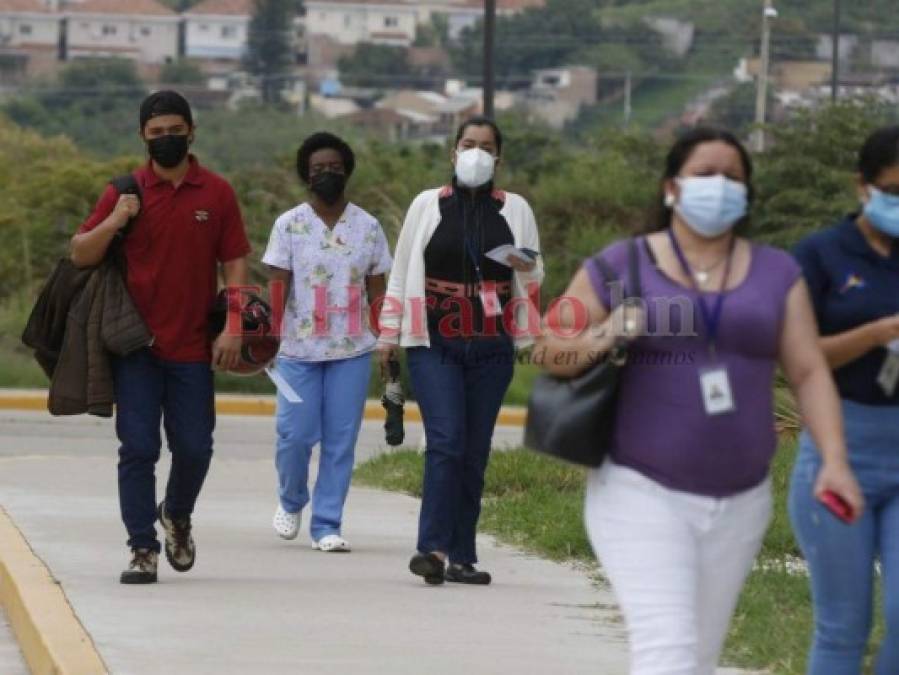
[537,127,863,673]
[379,117,544,585]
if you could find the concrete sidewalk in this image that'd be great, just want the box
[0,411,629,675]
[0,611,27,675]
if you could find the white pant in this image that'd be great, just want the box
[585,461,772,675]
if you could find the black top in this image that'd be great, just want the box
[424,181,514,334]
[794,215,899,406]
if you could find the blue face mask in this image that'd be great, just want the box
[863,187,899,238]
[674,175,748,239]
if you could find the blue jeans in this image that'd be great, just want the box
[789,399,899,675]
[274,352,371,540]
[113,349,215,553]
[407,330,514,565]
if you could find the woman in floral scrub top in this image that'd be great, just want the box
[263,133,392,552]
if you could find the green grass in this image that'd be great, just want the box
[354,448,592,562]
[354,439,888,674]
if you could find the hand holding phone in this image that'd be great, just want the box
[819,490,855,524]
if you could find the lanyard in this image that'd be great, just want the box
[458,193,485,284]
[667,228,736,357]
[465,236,485,283]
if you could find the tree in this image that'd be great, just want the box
[703,83,769,136]
[339,44,410,88]
[413,15,449,49]
[753,99,899,247]
[244,0,298,104]
[450,0,606,87]
[160,59,206,85]
[52,58,145,107]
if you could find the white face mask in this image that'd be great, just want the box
[673,175,748,239]
[455,148,496,188]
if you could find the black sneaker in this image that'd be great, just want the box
[409,552,445,585]
[120,548,158,584]
[157,501,195,572]
[445,563,492,585]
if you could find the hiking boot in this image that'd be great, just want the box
[445,563,492,585]
[158,501,196,572]
[409,552,445,586]
[120,548,158,585]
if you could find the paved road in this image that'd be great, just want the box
[0,410,630,675]
[0,610,27,675]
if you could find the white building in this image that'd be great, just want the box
[436,0,544,41]
[305,0,418,47]
[304,0,543,47]
[0,0,59,49]
[66,0,180,64]
[183,0,250,61]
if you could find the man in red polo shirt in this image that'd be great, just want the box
[70,91,251,584]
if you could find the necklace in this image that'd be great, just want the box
[692,256,728,286]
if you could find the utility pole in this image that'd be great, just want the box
[483,0,496,119]
[623,71,632,126]
[831,0,841,102]
[753,0,776,153]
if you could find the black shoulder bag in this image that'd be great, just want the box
[524,238,642,468]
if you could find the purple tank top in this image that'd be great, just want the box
[584,237,802,497]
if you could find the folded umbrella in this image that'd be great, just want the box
[382,357,405,446]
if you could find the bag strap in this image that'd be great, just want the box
[110,173,141,199]
[593,237,643,301]
[110,173,141,241]
[626,236,643,300]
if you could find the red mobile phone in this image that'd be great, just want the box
[819,490,854,524]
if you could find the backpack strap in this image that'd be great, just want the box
[109,173,141,239]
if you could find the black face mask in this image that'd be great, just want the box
[309,171,347,206]
[147,134,190,169]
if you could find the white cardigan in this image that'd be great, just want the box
[379,186,544,349]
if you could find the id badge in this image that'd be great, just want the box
[699,366,736,416]
[877,348,899,397]
[479,285,502,318]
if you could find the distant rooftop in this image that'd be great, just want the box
[184,0,253,16]
[0,0,53,13]
[67,0,176,16]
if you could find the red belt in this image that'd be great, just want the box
[425,277,512,298]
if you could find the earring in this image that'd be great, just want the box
[664,193,676,208]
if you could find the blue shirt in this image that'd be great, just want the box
[793,215,899,406]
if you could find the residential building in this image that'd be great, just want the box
[304,0,418,47]
[183,0,250,61]
[816,33,858,65]
[871,40,899,70]
[739,57,831,92]
[815,33,899,71]
[521,66,598,129]
[305,0,544,48]
[310,92,359,118]
[340,106,435,141]
[644,17,694,58]
[438,0,544,40]
[66,0,180,64]
[0,0,58,49]
[0,0,60,80]
[376,89,447,116]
